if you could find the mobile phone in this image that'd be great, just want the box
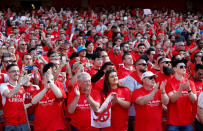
[24,65,34,74]
[37,50,43,55]
[62,56,66,61]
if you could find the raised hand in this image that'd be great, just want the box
[74,86,80,97]
[153,82,159,93]
[18,73,32,86]
[160,80,167,92]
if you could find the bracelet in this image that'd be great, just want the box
[188,90,192,93]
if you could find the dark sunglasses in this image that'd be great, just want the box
[3,60,12,63]
[178,65,186,69]
[162,61,171,64]
[147,76,156,80]
[138,63,147,66]
[198,73,203,76]
[196,55,202,57]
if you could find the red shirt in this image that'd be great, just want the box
[109,54,122,69]
[67,88,101,131]
[0,83,27,125]
[165,77,197,126]
[24,84,40,115]
[190,77,203,118]
[132,87,162,131]
[87,67,99,77]
[34,81,66,131]
[156,72,173,84]
[102,87,131,131]
[117,66,134,79]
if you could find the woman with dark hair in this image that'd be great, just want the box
[102,69,131,131]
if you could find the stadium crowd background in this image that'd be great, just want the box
[0,1,203,131]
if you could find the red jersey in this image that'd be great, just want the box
[132,87,162,131]
[109,54,122,69]
[156,72,173,84]
[117,66,134,79]
[67,88,101,131]
[0,83,27,125]
[87,67,99,77]
[24,84,40,115]
[34,81,66,131]
[102,87,131,131]
[165,77,197,126]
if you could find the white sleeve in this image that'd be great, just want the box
[198,92,203,108]
[4,74,9,83]
[0,84,8,96]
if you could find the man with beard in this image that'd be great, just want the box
[156,57,174,84]
[120,42,130,55]
[120,58,148,131]
[190,64,203,131]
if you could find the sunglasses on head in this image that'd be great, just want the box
[138,63,147,66]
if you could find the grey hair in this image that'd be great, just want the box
[77,72,91,81]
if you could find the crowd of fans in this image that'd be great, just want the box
[0,6,203,131]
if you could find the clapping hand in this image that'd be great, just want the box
[74,86,80,97]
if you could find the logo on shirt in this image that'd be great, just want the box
[147,100,161,107]
[8,94,24,103]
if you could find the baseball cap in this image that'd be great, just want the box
[113,45,120,51]
[77,46,87,53]
[141,71,157,80]
[175,29,182,34]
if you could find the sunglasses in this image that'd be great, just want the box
[147,76,156,80]
[21,44,27,46]
[178,65,186,69]
[138,63,147,66]
[198,73,203,76]
[162,61,171,64]
[4,60,11,63]
[196,55,202,57]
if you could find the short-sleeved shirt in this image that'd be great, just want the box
[132,87,162,131]
[67,88,101,131]
[0,83,27,125]
[34,81,67,131]
[165,77,197,126]
[102,87,131,131]
[24,84,40,115]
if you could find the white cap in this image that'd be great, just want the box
[141,71,157,80]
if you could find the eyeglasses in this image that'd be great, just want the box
[161,61,171,64]
[147,76,156,80]
[178,65,186,69]
[3,60,11,63]
[21,44,27,46]
[102,55,108,58]
[138,63,147,66]
[8,70,19,73]
[198,73,203,76]
[179,45,185,46]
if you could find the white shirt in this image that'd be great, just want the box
[120,75,142,116]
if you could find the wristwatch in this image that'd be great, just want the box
[188,90,192,93]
